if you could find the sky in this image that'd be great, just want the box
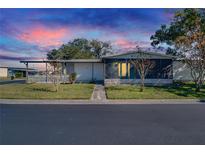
[0,8,175,67]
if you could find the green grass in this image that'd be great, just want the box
[0,77,11,80]
[0,83,94,99]
[106,83,205,99]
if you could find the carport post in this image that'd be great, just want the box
[25,62,28,83]
[46,62,48,82]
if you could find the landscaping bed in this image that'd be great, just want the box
[0,83,94,99]
[105,83,205,99]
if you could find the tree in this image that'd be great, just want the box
[90,39,112,58]
[129,52,155,92]
[47,38,94,60]
[151,9,205,92]
[47,49,60,60]
[47,38,112,60]
[47,62,62,92]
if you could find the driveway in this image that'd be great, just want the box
[0,79,26,85]
[1,103,205,144]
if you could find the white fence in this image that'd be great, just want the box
[28,75,69,83]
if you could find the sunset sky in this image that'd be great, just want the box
[0,8,175,67]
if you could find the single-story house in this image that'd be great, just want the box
[20,51,193,85]
[0,66,36,78]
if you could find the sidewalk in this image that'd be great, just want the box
[91,84,107,101]
[0,99,203,104]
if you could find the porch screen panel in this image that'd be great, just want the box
[129,59,173,79]
[105,61,118,79]
[146,59,172,79]
[146,59,161,79]
[160,59,173,79]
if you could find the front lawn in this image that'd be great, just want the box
[0,83,94,99]
[106,83,205,99]
[0,77,11,81]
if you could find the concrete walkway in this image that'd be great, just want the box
[91,84,107,101]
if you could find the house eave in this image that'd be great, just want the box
[20,59,102,63]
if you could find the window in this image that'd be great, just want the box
[121,63,126,77]
[118,62,130,79]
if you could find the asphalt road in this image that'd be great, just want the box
[1,104,205,145]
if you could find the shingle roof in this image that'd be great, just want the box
[102,50,176,59]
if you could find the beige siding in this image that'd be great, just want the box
[0,68,8,77]
[72,62,104,82]
[173,61,193,81]
[74,63,93,81]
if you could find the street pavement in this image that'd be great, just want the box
[1,103,205,144]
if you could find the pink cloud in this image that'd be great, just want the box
[114,38,137,49]
[113,38,151,51]
[17,25,70,48]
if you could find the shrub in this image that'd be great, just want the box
[173,81,186,87]
[69,72,77,84]
[11,76,14,80]
[15,72,23,78]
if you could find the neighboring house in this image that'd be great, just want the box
[0,66,36,78]
[20,51,193,85]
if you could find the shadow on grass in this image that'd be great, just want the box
[153,83,205,99]
[199,99,205,103]
[31,87,57,92]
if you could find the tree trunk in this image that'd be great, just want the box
[195,85,200,92]
[195,80,201,92]
[140,76,145,92]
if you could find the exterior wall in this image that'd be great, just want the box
[93,63,104,81]
[73,62,104,82]
[105,79,173,86]
[74,63,93,82]
[65,63,74,74]
[173,61,193,81]
[27,62,104,83]
[0,68,8,77]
